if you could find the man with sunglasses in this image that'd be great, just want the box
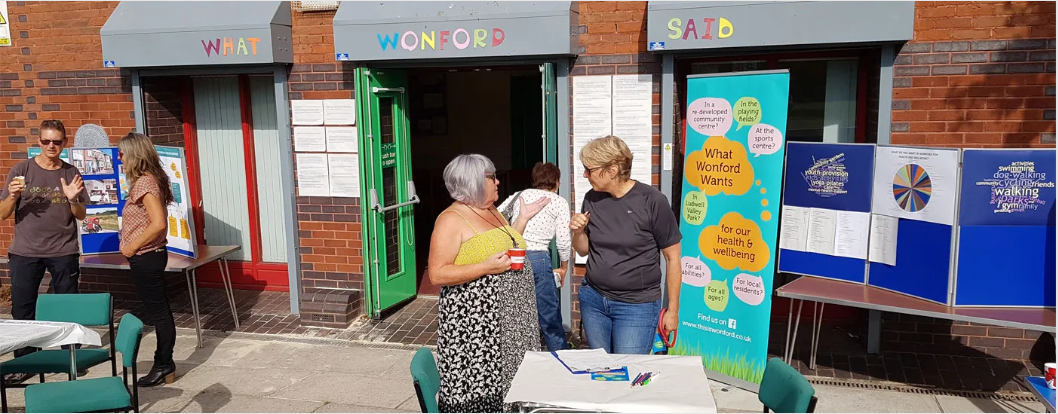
[0,120,88,385]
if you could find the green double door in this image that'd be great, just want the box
[357,64,559,318]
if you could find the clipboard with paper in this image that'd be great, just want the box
[550,349,621,374]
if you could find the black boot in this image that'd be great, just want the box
[136,361,176,387]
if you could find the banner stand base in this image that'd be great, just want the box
[705,369,760,394]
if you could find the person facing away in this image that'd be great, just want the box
[571,135,683,355]
[497,162,572,352]
[0,120,88,385]
[117,132,179,387]
[427,154,550,412]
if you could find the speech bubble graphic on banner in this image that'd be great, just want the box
[687,98,733,136]
[749,123,783,158]
[705,279,729,312]
[734,97,761,130]
[699,212,771,273]
[684,136,755,196]
[733,273,766,306]
[681,256,711,287]
[682,191,708,225]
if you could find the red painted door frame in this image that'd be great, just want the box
[181,75,289,292]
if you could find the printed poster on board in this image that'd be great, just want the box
[959,149,1056,227]
[673,71,790,386]
[871,146,959,226]
[156,146,198,258]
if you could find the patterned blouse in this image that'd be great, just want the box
[120,175,168,255]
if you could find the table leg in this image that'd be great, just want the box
[786,300,804,364]
[69,347,77,380]
[186,269,203,348]
[220,258,240,329]
[867,310,882,354]
[810,302,825,370]
[784,299,794,366]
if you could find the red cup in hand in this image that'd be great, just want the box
[509,248,526,270]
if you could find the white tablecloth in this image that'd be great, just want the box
[0,320,102,355]
[504,352,717,413]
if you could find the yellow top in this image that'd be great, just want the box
[445,210,526,266]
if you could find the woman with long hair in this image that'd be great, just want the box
[118,132,178,387]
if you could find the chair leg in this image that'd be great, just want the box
[1,381,7,414]
[39,373,45,383]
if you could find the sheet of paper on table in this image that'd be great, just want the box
[553,348,621,373]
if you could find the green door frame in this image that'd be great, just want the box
[356,67,419,319]
[356,59,568,319]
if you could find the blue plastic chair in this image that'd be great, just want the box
[759,358,818,413]
[409,347,440,413]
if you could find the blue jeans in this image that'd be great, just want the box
[578,282,661,355]
[528,251,567,351]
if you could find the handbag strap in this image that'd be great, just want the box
[502,190,523,219]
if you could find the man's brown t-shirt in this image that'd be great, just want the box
[1,158,89,257]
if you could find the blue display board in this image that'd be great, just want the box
[779,142,875,283]
[954,149,1056,307]
[866,146,961,304]
[674,70,789,387]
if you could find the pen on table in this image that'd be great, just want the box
[643,372,660,386]
[640,372,653,385]
[630,372,645,388]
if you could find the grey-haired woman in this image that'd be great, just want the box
[428,154,550,412]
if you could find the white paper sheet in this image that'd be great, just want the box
[779,205,811,252]
[291,100,324,126]
[612,74,654,185]
[868,214,899,266]
[323,99,356,125]
[871,146,960,225]
[834,211,871,259]
[293,127,326,152]
[553,349,621,373]
[296,153,330,197]
[663,143,674,171]
[806,208,837,256]
[326,127,358,153]
[571,76,613,265]
[327,154,359,197]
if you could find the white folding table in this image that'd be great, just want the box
[504,351,717,413]
[0,319,102,378]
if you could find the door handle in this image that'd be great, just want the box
[370,181,420,213]
[372,87,405,93]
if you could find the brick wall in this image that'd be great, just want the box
[142,77,184,147]
[891,2,1056,147]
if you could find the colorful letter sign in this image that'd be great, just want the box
[673,71,790,386]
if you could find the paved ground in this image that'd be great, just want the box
[0,329,1047,413]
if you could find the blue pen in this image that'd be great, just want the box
[630,372,645,388]
[640,372,653,385]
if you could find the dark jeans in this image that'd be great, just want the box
[527,251,566,351]
[9,253,80,358]
[578,282,661,355]
[128,250,176,366]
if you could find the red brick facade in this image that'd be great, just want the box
[0,1,1053,359]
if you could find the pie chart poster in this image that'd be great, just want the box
[869,146,961,304]
[674,71,789,387]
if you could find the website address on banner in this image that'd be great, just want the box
[682,321,752,343]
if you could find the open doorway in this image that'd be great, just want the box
[405,65,545,295]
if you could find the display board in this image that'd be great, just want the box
[954,149,1055,307]
[72,147,124,255]
[778,142,875,284]
[674,70,789,387]
[156,146,197,258]
[866,146,961,304]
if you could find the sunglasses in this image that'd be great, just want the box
[40,139,64,147]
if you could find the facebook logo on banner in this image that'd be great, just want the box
[335,53,350,61]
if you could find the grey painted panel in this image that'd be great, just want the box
[249,76,289,263]
[646,1,914,52]
[193,77,252,262]
[101,1,293,67]
[333,1,578,61]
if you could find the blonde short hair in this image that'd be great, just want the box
[579,135,633,181]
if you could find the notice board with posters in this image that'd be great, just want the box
[156,146,197,258]
[673,70,790,388]
[954,148,1056,307]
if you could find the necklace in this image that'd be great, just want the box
[462,203,520,248]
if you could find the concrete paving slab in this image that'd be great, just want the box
[173,390,324,413]
[709,380,762,413]
[311,402,416,413]
[813,385,942,413]
[232,341,414,376]
[397,396,422,412]
[934,395,1045,413]
[171,336,272,368]
[271,372,416,409]
[167,365,315,397]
